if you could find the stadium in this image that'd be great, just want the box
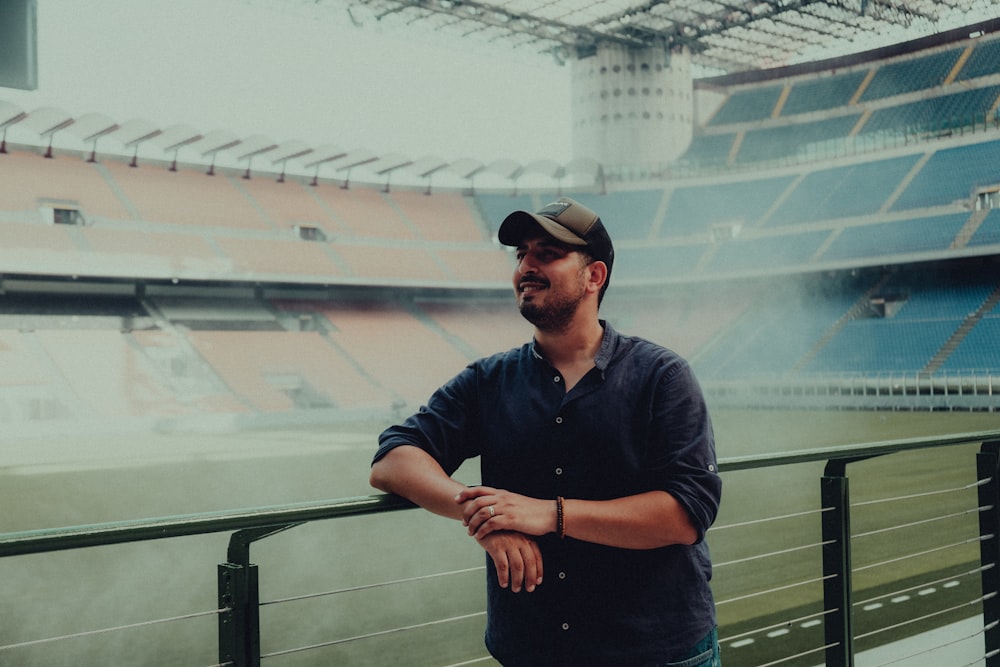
[1,0,1000,665]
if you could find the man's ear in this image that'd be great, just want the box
[587,260,609,294]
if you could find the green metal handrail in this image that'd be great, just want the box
[5,429,998,558]
[3,427,1000,667]
[0,493,414,558]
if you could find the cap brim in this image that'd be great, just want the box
[498,211,588,247]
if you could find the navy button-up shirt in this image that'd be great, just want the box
[375,322,721,666]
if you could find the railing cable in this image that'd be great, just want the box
[710,506,831,531]
[714,539,833,568]
[721,607,834,642]
[853,505,991,539]
[853,564,990,608]
[259,611,487,659]
[0,607,229,652]
[852,478,990,508]
[261,565,486,606]
[855,593,994,642]
[752,641,840,667]
[716,574,836,606]
[853,534,991,572]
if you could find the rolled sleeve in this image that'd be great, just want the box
[644,357,722,542]
[374,363,481,476]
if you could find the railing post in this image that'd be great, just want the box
[218,524,298,667]
[978,441,1000,666]
[218,560,259,667]
[822,459,855,667]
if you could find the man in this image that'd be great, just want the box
[370,198,722,666]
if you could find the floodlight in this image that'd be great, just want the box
[0,0,36,90]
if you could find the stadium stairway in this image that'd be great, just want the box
[923,283,1000,375]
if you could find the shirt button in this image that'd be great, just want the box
[555,467,563,475]
[558,571,566,580]
[554,375,561,383]
[562,622,570,631]
[555,416,563,424]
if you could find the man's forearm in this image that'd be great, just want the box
[369,445,469,521]
[562,491,698,548]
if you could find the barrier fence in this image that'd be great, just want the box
[706,372,998,412]
[2,429,1000,666]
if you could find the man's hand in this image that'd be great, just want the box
[476,531,544,593]
[457,486,557,539]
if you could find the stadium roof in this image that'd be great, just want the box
[270,0,1000,76]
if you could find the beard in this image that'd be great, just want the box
[517,282,586,333]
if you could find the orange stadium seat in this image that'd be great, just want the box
[0,150,132,220]
[309,183,415,239]
[102,161,273,231]
[389,190,487,242]
[185,330,393,411]
[304,301,473,405]
[237,176,346,238]
[415,299,531,358]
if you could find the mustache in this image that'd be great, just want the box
[518,276,549,289]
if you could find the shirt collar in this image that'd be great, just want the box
[529,320,619,372]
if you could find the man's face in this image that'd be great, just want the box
[513,234,590,333]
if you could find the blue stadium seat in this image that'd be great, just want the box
[805,318,958,373]
[735,115,861,163]
[706,231,831,275]
[820,213,970,262]
[679,132,736,167]
[860,86,1000,135]
[708,84,784,125]
[891,140,1000,211]
[563,190,664,241]
[859,48,964,101]
[661,175,796,237]
[767,154,921,226]
[955,38,1000,81]
[939,318,1000,372]
[781,70,869,115]
[968,209,1000,247]
[613,245,705,283]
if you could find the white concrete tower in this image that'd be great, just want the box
[570,43,693,175]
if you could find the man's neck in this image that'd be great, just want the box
[533,315,604,370]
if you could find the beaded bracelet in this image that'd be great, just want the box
[556,496,565,539]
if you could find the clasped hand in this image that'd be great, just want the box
[455,486,553,593]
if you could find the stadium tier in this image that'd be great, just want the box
[2,27,1000,421]
[691,30,1000,168]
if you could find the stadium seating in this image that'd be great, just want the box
[707,84,784,125]
[956,37,1000,81]
[781,71,869,116]
[3,30,1000,421]
[858,47,964,101]
[891,140,1000,211]
[766,154,921,226]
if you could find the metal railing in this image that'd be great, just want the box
[705,372,998,412]
[2,429,1000,666]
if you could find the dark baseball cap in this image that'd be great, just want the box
[498,198,615,279]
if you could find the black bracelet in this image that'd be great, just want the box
[556,496,565,539]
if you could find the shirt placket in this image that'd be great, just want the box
[548,369,604,645]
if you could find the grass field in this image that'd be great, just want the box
[0,408,997,665]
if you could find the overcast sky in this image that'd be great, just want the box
[1,0,573,165]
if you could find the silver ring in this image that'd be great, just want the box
[488,505,496,517]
